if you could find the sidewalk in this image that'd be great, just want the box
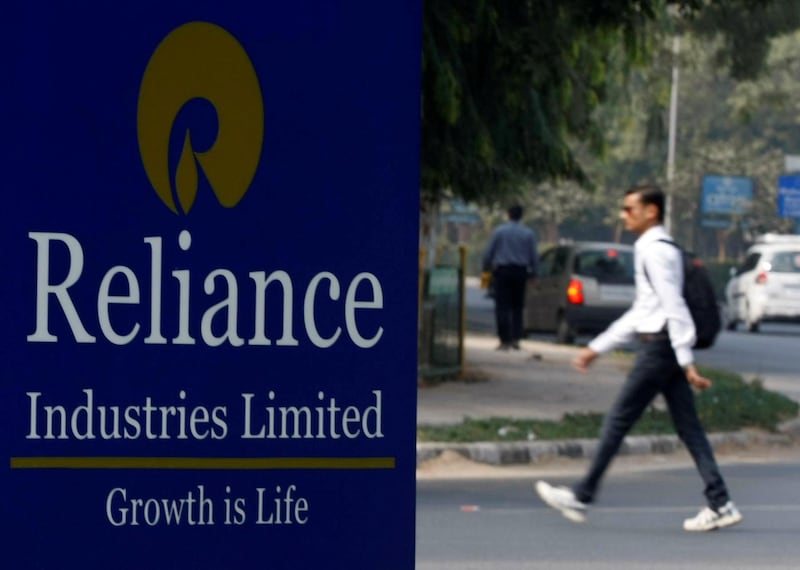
[416,332,799,467]
[418,333,629,425]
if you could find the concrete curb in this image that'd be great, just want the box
[416,431,796,467]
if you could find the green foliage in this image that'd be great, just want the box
[421,1,656,205]
[691,0,800,80]
[417,367,799,442]
[695,366,799,432]
[420,0,795,209]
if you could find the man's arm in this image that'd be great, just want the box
[482,232,497,271]
[573,347,599,372]
[684,364,712,389]
[586,307,638,355]
[572,307,638,372]
[644,243,695,368]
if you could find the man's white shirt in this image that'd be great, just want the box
[588,225,696,367]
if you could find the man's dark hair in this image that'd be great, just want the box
[508,204,523,221]
[625,184,664,222]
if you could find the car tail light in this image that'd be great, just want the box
[755,272,768,284]
[567,279,584,304]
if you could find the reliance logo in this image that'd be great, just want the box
[137,22,264,215]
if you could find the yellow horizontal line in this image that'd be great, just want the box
[10,456,396,470]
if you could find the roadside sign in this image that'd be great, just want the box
[778,175,800,218]
[700,175,753,215]
[441,199,481,224]
[428,268,460,296]
[2,3,420,569]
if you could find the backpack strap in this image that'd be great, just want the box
[642,238,684,291]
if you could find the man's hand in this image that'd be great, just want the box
[684,364,712,390]
[573,348,599,373]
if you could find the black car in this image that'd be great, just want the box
[524,241,635,343]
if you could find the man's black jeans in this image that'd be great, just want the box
[493,265,528,345]
[573,338,731,510]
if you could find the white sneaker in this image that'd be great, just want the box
[683,501,743,532]
[535,480,588,523]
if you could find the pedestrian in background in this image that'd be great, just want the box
[482,205,539,351]
[535,184,742,532]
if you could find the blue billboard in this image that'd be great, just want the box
[2,3,420,569]
[701,175,754,215]
[778,175,800,218]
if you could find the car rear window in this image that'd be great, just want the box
[769,251,800,273]
[574,249,634,284]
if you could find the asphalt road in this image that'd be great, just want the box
[416,449,800,569]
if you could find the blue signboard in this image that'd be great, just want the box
[701,175,754,215]
[2,3,420,569]
[778,175,800,218]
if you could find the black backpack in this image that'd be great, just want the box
[645,239,721,349]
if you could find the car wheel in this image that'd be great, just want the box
[556,315,576,344]
[723,303,737,331]
[745,302,760,333]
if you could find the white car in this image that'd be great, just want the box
[725,234,800,332]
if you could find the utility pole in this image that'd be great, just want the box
[665,33,681,235]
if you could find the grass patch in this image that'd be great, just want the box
[417,366,799,443]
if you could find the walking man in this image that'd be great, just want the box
[535,184,742,532]
[482,205,539,350]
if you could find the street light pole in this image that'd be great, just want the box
[665,34,680,235]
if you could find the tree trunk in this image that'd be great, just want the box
[716,228,732,262]
[542,220,559,245]
[420,198,442,269]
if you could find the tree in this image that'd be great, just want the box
[691,0,800,80]
[420,0,789,210]
[581,23,800,259]
[421,1,650,206]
